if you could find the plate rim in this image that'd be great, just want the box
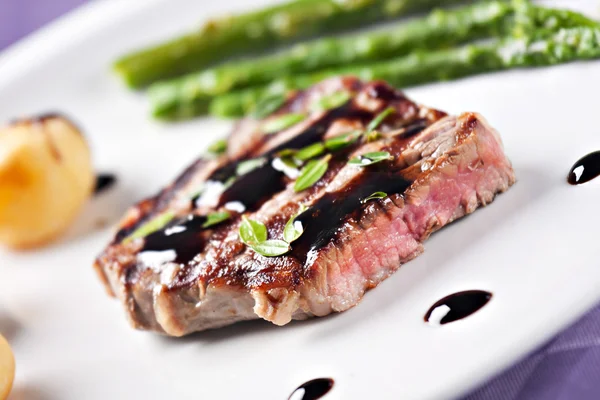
[2,1,600,399]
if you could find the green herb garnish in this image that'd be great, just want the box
[207,139,227,156]
[252,93,287,119]
[124,211,175,243]
[262,113,305,134]
[276,149,297,158]
[239,217,291,257]
[295,142,325,162]
[202,211,231,228]
[224,176,236,188]
[324,130,362,151]
[285,157,303,170]
[236,157,266,176]
[294,154,331,192]
[348,151,393,166]
[361,192,388,203]
[239,216,267,245]
[283,220,303,243]
[365,130,382,143]
[250,240,291,257]
[311,91,351,112]
[188,184,204,200]
[274,149,302,169]
[283,206,307,243]
[367,107,395,132]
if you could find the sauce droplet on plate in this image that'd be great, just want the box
[425,290,492,325]
[568,151,600,185]
[288,378,334,400]
[94,173,116,195]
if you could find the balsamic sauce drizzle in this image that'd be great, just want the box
[94,173,116,195]
[141,215,210,264]
[289,378,334,400]
[424,290,492,325]
[568,151,600,185]
[219,163,285,208]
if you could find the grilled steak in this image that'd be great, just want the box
[95,77,515,336]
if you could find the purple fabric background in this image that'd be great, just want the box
[0,0,85,50]
[2,1,599,399]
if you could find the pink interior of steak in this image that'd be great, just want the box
[299,113,514,316]
[94,77,514,336]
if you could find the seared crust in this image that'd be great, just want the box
[95,78,514,336]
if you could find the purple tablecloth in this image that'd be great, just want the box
[2,2,600,399]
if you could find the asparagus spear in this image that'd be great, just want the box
[150,0,600,121]
[149,1,514,120]
[210,26,600,118]
[115,0,471,89]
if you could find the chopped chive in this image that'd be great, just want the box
[361,191,388,203]
[224,176,237,188]
[262,113,305,134]
[124,211,175,243]
[207,139,227,156]
[202,211,231,228]
[365,130,382,143]
[294,154,331,192]
[348,151,393,166]
[367,107,395,132]
[324,130,363,151]
[311,91,351,112]
[295,142,325,162]
[276,149,297,158]
[251,93,287,119]
[188,184,204,200]
[236,157,266,176]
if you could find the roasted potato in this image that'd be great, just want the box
[0,114,94,248]
[0,334,14,400]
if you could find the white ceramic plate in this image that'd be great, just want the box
[1,1,600,399]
